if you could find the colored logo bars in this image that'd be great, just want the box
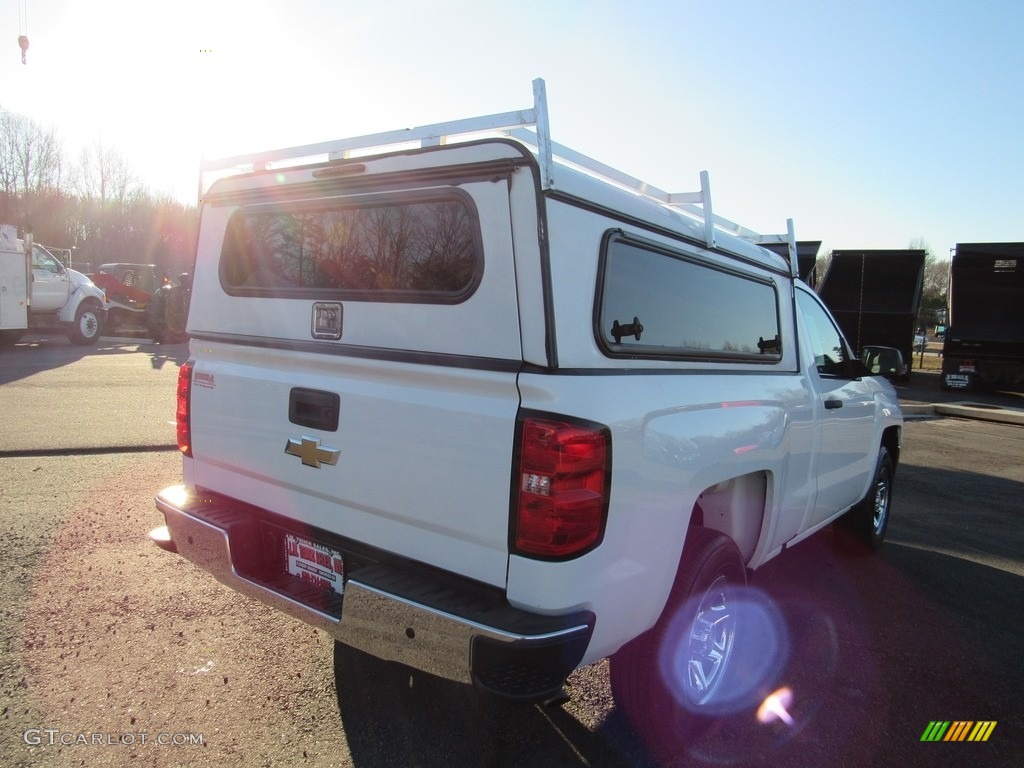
[920,721,997,742]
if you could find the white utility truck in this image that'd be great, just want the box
[150,80,902,753]
[0,224,106,346]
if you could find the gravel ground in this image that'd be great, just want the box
[0,452,648,768]
[0,452,350,768]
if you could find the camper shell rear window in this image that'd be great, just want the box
[596,233,782,361]
[219,191,483,302]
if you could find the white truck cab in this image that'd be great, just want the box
[0,224,106,346]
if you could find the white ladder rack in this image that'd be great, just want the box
[201,78,798,275]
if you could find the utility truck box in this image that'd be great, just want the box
[0,224,107,347]
[150,80,902,754]
[0,225,29,339]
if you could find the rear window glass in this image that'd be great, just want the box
[598,236,782,360]
[220,193,482,301]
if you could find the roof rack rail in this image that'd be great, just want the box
[200,78,798,275]
[199,79,551,184]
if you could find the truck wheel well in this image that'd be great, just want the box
[690,471,767,565]
[882,426,901,469]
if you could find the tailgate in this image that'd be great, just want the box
[189,344,520,588]
[183,141,535,588]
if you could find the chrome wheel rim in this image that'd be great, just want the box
[684,574,737,706]
[872,473,890,535]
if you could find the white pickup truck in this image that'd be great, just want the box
[0,225,106,346]
[151,81,902,750]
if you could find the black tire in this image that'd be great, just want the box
[147,287,189,344]
[835,446,893,553]
[610,527,747,758]
[68,302,103,345]
[164,285,190,339]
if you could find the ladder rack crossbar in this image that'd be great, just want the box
[199,78,797,269]
[202,107,541,172]
[506,127,794,257]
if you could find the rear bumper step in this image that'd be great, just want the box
[153,485,594,701]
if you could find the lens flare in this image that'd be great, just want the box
[657,586,790,716]
[757,686,795,726]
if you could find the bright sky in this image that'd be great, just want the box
[3,0,1022,258]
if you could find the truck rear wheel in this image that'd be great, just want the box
[610,527,746,758]
[68,302,103,345]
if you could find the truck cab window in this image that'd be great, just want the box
[796,289,848,376]
[32,247,62,273]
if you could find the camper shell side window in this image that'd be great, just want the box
[595,232,783,362]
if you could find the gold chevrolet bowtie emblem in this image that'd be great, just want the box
[284,437,341,468]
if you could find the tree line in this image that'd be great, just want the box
[0,106,197,277]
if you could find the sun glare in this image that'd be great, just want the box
[757,686,795,726]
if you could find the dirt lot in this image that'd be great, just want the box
[1,448,635,768]
[0,452,350,768]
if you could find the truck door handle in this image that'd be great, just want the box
[824,398,843,410]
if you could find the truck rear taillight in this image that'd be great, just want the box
[177,360,194,457]
[512,413,611,560]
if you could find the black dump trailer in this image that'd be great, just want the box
[762,240,821,288]
[942,242,1024,390]
[817,249,926,379]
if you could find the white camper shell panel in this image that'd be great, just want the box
[191,141,530,362]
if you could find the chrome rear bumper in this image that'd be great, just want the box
[153,485,593,700]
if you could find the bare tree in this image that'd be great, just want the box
[0,112,16,194]
[908,237,950,297]
[0,108,65,195]
[74,140,135,204]
[0,106,196,270]
[908,237,950,328]
[814,250,832,284]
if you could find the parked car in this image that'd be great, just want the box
[90,263,161,334]
[861,345,909,382]
[93,263,162,298]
